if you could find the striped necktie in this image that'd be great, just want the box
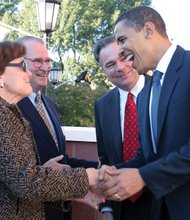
[35,93,58,148]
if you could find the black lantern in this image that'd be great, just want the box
[49,67,62,85]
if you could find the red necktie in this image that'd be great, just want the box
[123,92,142,202]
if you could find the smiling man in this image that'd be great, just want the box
[17,36,98,220]
[17,36,72,220]
[94,35,152,220]
[99,6,190,220]
[114,6,169,74]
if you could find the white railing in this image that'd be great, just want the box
[62,126,96,142]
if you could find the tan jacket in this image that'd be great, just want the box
[0,97,89,220]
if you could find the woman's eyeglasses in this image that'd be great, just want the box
[6,60,27,72]
[24,57,52,68]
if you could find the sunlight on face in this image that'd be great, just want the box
[114,20,154,74]
[99,42,139,91]
[23,41,51,93]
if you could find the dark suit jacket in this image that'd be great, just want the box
[94,75,152,220]
[18,94,98,220]
[120,46,190,220]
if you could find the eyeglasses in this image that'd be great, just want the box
[5,60,27,72]
[24,57,52,68]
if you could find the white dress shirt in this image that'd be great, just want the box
[119,74,145,141]
[149,44,177,153]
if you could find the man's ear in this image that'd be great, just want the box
[144,22,155,38]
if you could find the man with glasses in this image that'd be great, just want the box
[24,57,52,67]
[17,36,98,220]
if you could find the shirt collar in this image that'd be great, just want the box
[156,44,177,74]
[28,91,41,105]
[118,74,145,99]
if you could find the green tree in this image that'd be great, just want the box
[1,0,151,84]
[47,82,109,126]
[0,0,20,18]
[16,0,41,37]
[1,0,40,40]
[0,0,151,126]
[52,0,151,85]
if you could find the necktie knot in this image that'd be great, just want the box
[128,92,133,101]
[152,70,162,83]
[125,92,135,112]
[35,93,41,104]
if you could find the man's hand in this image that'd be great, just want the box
[100,168,145,201]
[98,165,117,182]
[42,155,71,171]
[97,165,118,195]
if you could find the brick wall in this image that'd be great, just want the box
[63,127,102,220]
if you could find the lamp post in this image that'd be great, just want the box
[49,67,92,100]
[48,66,63,100]
[35,0,61,48]
[49,66,62,86]
[49,66,71,90]
[35,0,61,94]
[49,67,91,89]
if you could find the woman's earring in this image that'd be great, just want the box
[0,83,4,88]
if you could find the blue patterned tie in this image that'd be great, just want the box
[151,70,162,153]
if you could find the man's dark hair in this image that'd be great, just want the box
[94,35,115,63]
[116,6,168,38]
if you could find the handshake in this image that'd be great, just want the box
[42,155,145,208]
[86,164,145,206]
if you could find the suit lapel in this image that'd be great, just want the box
[138,81,154,154]
[157,46,183,144]
[105,88,123,162]
[18,97,58,154]
[41,95,65,154]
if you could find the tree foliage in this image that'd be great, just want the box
[0,0,151,126]
[0,0,41,40]
[52,0,151,84]
[0,0,20,18]
[47,82,109,126]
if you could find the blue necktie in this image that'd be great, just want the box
[151,70,162,153]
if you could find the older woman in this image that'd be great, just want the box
[0,41,99,219]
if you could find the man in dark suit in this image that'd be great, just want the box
[18,36,98,220]
[99,6,190,220]
[94,35,152,220]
